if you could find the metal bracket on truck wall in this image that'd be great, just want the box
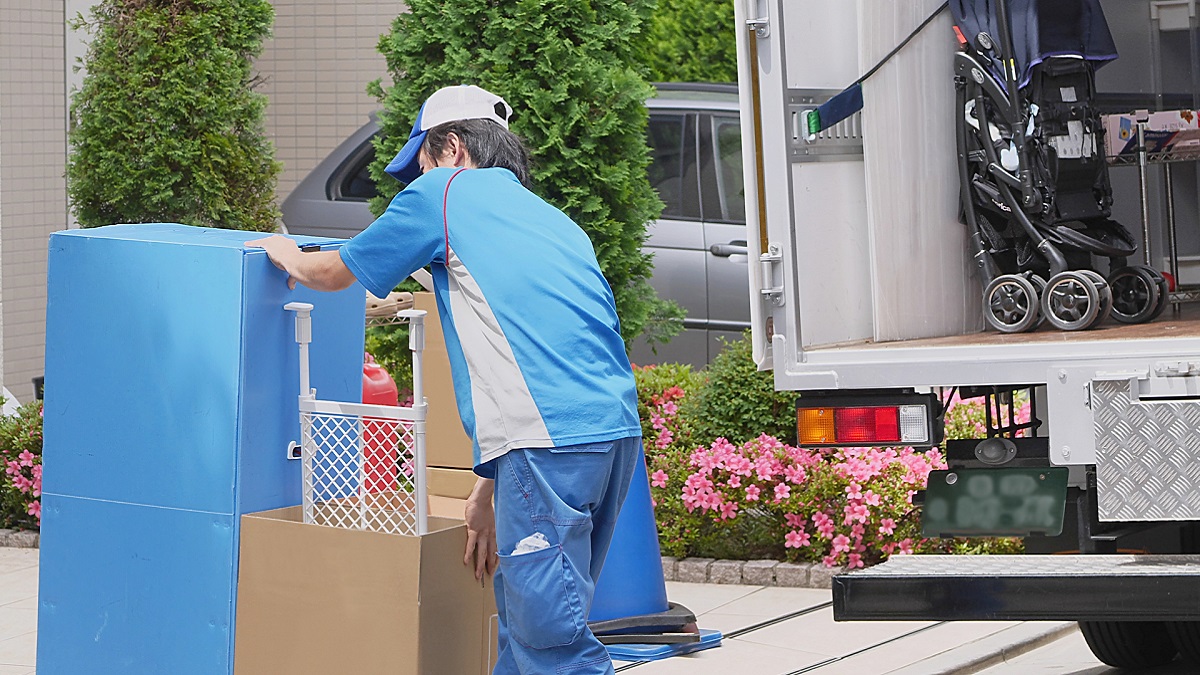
[760,244,784,306]
[788,89,865,163]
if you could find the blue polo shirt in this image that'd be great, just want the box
[339,167,640,475]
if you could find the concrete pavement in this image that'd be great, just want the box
[8,546,1076,675]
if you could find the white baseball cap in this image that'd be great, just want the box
[384,84,514,183]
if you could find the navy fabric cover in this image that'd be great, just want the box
[950,0,1118,87]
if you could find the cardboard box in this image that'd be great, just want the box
[1104,110,1200,157]
[234,507,498,675]
[429,467,480,500]
[414,293,476,470]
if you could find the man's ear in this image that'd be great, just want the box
[446,132,469,167]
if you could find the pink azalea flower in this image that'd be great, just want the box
[744,485,761,501]
[784,513,803,528]
[727,475,741,489]
[784,530,811,548]
[17,451,35,468]
[719,501,739,520]
[832,534,851,555]
[650,469,669,488]
[863,490,881,507]
[847,553,864,569]
[879,518,896,536]
[773,483,790,502]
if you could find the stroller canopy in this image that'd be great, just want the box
[951,0,1118,88]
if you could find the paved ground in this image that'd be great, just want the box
[0,549,36,675]
[9,548,1074,675]
[976,628,1199,675]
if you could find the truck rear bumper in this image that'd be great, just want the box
[834,554,1200,622]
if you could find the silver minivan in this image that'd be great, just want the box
[280,83,749,366]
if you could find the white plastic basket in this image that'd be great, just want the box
[285,303,429,536]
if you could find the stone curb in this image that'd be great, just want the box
[662,555,845,589]
[886,621,1077,675]
[0,529,38,549]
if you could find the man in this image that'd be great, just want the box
[249,84,641,675]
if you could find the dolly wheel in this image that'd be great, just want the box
[1041,271,1101,331]
[1108,266,1161,324]
[983,274,1039,333]
[1076,270,1112,328]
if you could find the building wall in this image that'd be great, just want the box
[0,1,67,403]
[257,1,403,197]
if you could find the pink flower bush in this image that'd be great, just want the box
[636,363,1024,567]
[0,400,43,529]
[670,433,947,567]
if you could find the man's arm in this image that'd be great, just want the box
[246,235,358,291]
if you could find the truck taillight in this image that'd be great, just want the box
[796,394,940,448]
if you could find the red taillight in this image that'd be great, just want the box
[833,407,901,444]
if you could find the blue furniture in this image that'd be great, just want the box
[38,224,364,674]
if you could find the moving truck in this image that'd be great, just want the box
[734,0,1200,667]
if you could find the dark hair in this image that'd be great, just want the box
[423,118,532,187]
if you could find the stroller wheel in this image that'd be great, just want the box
[984,274,1040,333]
[1077,270,1113,328]
[1042,271,1102,331]
[1148,269,1170,322]
[1108,266,1162,324]
[1030,274,1048,328]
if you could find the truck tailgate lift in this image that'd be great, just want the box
[834,555,1200,622]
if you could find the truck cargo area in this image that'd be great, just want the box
[833,554,1200,622]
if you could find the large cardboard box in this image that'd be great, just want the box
[234,507,498,674]
[428,466,480,500]
[414,293,476,470]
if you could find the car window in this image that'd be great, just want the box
[713,116,746,224]
[647,114,702,220]
[331,138,378,202]
[695,114,746,225]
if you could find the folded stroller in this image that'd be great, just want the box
[951,0,1168,332]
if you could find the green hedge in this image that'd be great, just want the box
[67,0,280,231]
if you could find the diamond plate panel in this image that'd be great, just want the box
[1093,379,1200,521]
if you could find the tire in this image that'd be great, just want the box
[1041,271,1101,331]
[983,274,1039,333]
[1079,620,1178,668]
[1168,622,1200,663]
[1077,270,1112,328]
[1109,266,1161,324]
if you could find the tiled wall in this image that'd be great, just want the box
[0,1,67,402]
[0,1,401,401]
[257,1,404,197]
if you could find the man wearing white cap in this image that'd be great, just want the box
[249,84,641,675]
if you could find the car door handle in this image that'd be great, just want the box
[709,240,748,257]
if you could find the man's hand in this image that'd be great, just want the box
[464,478,497,581]
[246,235,357,292]
[246,235,301,289]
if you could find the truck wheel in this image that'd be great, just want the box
[1167,622,1200,663]
[1079,620,1177,668]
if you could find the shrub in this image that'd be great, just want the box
[639,371,1025,563]
[368,0,683,348]
[68,0,280,231]
[0,401,43,529]
[684,333,796,447]
[636,0,737,83]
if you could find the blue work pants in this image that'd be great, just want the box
[489,436,642,675]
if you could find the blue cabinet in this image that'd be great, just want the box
[38,224,364,674]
